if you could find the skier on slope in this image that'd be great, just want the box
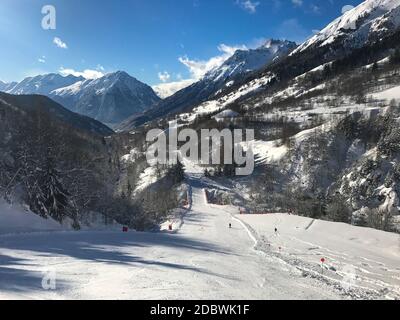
[229,223,232,229]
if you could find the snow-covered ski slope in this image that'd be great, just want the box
[237,213,400,299]
[0,174,398,299]
[0,177,342,300]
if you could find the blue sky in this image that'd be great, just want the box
[0,0,363,86]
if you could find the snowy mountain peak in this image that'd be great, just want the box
[3,70,160,125]
[205,39,296,83]
[80,70,155,96]
[0,80,17,92]
[262,39,296,51]
[49,70,161,124]
[103,70,132,81]
[294,0,400,54]
[262,39,274,48]
[7,73,84,96]
[120,39,296,129]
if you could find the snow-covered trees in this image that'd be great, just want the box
[167,160,185,184]
[135,162,185,229]
[0,102,122,228]
[27,156,72,223]
[326,194,351,223]
[9,109,78,223]
[390,48,400,64]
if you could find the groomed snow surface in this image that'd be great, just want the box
[237,213,400,299]
[0,175,399,300]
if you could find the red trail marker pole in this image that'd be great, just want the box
[320,257,326,274]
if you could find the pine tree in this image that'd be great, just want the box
[32,155,71,223]
[390,48,400,64]
[326,194,351,223]
[127,181,133,198]
[174,160,185,183]
[168,160,185,184]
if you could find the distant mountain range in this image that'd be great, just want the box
[49,71,160,125]
[3,0,400,131]
[6,73,84,96]
[0,80,18,92]
[118,39,297,130]
[1,40,296,129]
[1,71,160,125]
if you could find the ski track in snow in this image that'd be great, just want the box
[0,175,347,300]
[234,213,400,300]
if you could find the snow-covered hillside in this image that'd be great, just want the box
[236,212,400,299]
[204,39,296,85]
[118,40,296,130]
[178,74,274,123]
[372,84,400,101]
[0,201,67,235]
[1,173,398,299]
[294,0,400,54]
[0,200,122,235]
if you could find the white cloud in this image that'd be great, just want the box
[152,79,196,99]
[179,43,247,80]
[38,56,46,63]
[292,0,303,6]
[153,43,247,98]
[342,5,355,14]
[236,0,260,14]
[53,37,68,49]
[59,67,104,79]
[158,71,171,83]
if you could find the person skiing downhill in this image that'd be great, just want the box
[229,223,232,229]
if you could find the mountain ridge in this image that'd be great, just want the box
[293,0,400,54]
[50,71,161,124]
[118,39,297,130]
[2,71,161,125]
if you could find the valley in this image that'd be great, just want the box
[1,0,400,301]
